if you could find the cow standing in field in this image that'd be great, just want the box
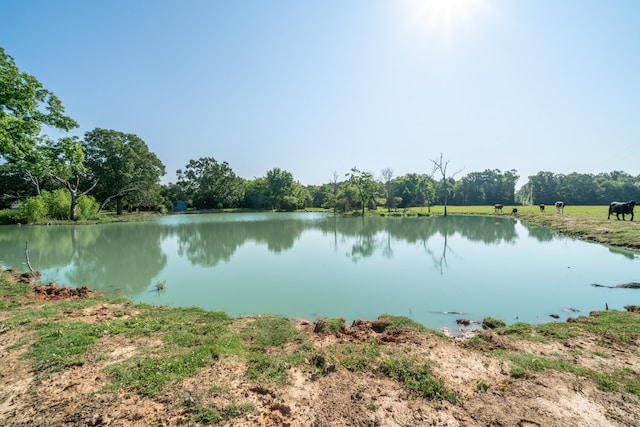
[555,201,565,214]
[494,204,504,213]
[539,204,545,212]
[608,201,637,221]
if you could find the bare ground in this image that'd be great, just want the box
[1,281,639,427]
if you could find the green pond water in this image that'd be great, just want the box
[1,213,638,333]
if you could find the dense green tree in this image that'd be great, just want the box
[177,157,244,209]
[307,183,328,209]
[0,162,35,208]
[83,128,166,215]
[1,47,81,212]
[308,172,344,212]
[516,170,640,206]
[158,182,184,212]
[265,168,294,210]
[525,171,560,205]
[264,168,310,211]
[291,181,312,210]
[500,170,520,204]
[381,168,395,211]
[0,47,77,159]
[393,173,435,210]
[346,167,378,215]
[46,136,98,220]
[243,177,269,209]
[457,169,519,205]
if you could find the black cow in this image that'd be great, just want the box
[608,201,637,221]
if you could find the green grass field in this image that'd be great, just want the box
[360,205,640,251]
[375,204,611,217]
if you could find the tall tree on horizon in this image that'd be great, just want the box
[346,167,378,215]
[431,153,463,216]
[177,157,244,210]
[84,128,166,215]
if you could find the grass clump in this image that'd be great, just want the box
[105,307,234,396]
[333,341,456,402]
[314,317,346,334]
[27,321,106,374]
[379,357,457,402]
[245,353,290,386]
[497,349,640,397]
[189,402,254,425]
[377,314,430,332]
[337,341,382,371]
[239,315,300,350]
[482,317,506,330]
[0,271,32,298]
[108,346,220,396]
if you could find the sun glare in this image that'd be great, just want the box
[401,0,491,42]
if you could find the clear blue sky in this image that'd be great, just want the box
[2,0,639,188]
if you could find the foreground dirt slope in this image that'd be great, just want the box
[1,283,639,427]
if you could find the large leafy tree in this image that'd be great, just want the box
[457,169,519,205]
[0,47,77,159]
[266,168,295,210]
[264,168,310,211]
[393,173,435,210]
[46,136,98,220]
[0,162,34,208]
[1,47,81,210]
[243,177,269,209]
[83,128,166,215]
[346,167,378,215]
[311,171,342,212]
[176,157,244,209]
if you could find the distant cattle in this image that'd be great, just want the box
[511,208,518,215]
[539,204,545,212]
[555,201,565,214]
[608,201,637,221]
[494,204,504,213]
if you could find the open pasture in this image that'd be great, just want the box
[393,205,614,217]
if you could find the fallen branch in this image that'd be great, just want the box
[25,240,34,273]
[591,282,640,289]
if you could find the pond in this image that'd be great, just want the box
[1,213,638,333]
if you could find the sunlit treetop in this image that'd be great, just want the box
[0,47,78,159]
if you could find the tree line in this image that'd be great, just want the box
[2,47,639,222]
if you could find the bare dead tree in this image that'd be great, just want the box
[331,170,339,215]
[430,153,464,216]
[381,168,394,212]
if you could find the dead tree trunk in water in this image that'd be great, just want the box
[25,240,34,273]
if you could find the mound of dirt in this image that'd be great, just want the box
[31,283,97,300]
